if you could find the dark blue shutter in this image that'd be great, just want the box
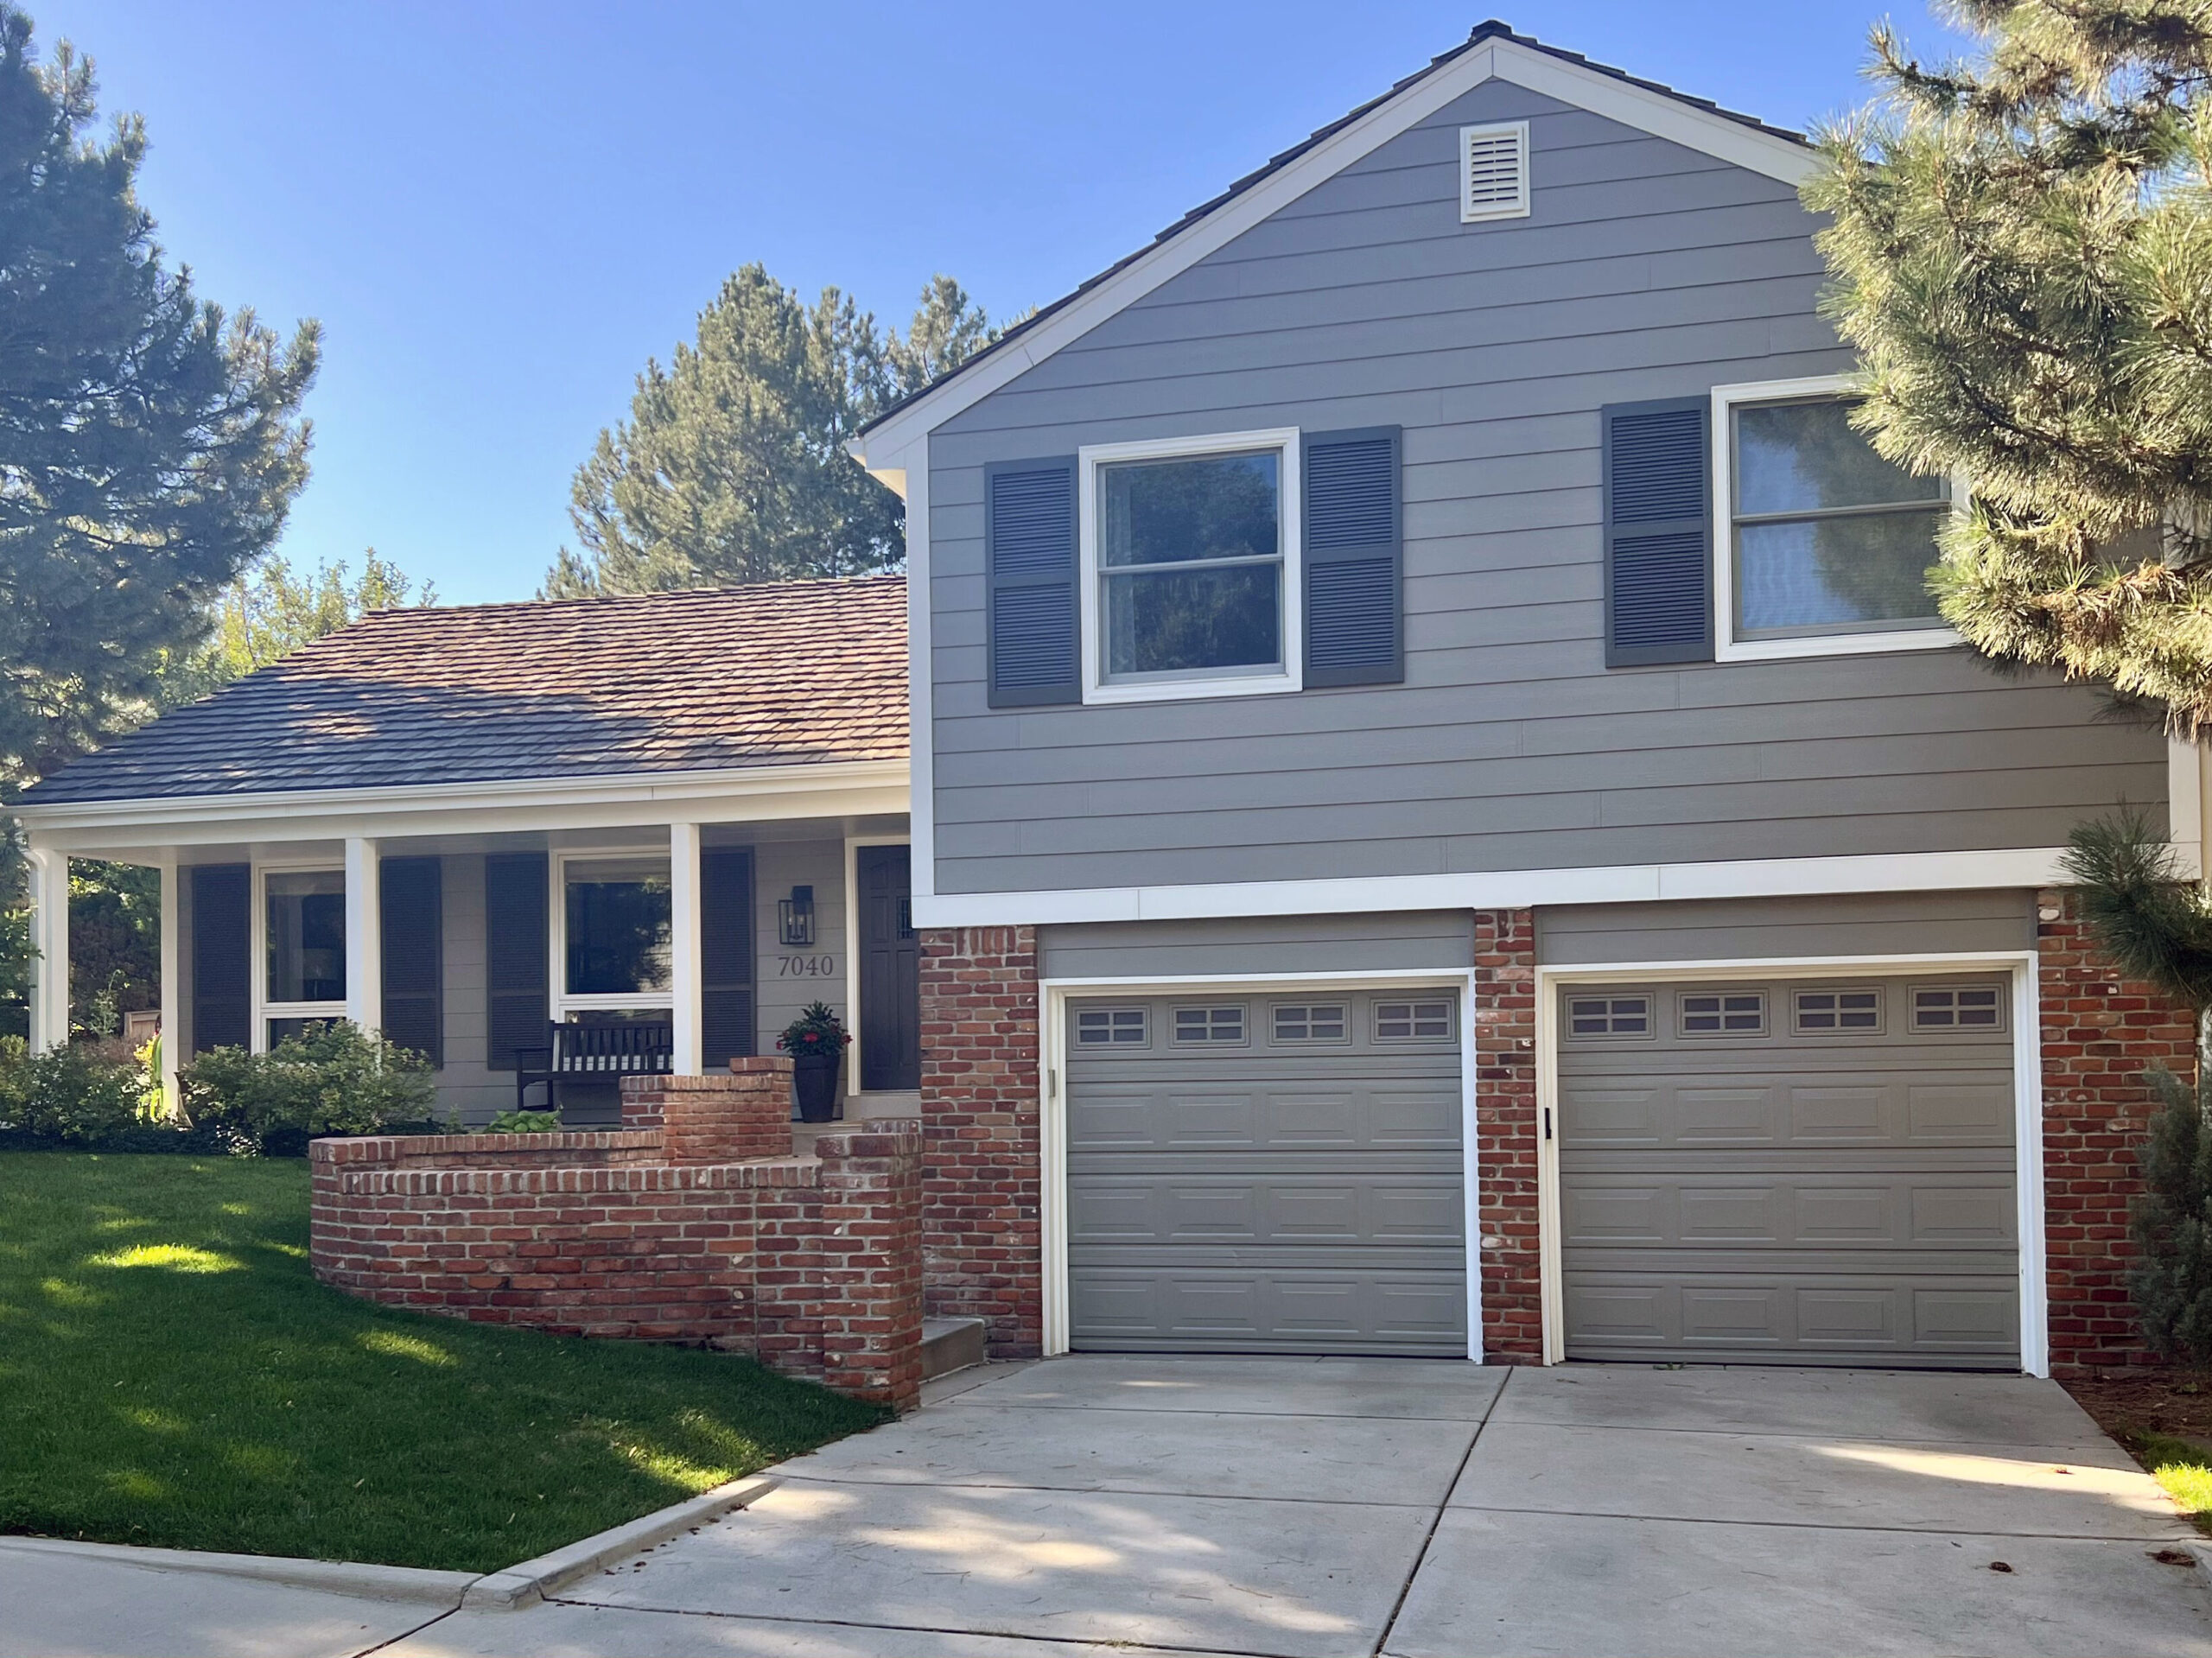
[189,863,250,1054]
[485,852,548,1072]
[1602,397,1713,666]
[985,456,1079,707]
[379,856,442,1068]
[701,846,755,1069]
[1303,427,1402,686]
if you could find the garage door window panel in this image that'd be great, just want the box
[1076,1007,1149,1047]
[1795,987,1884,1034]
[1567,994,1651,1039]
[1911,983,2005,1032]
[1271,1002,1349,1044]
[1173,1005,1247,1045]
[1679,991,1766,1037]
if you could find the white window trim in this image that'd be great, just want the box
[251,857,346,1052]
[1077,427,1304,705]
[1459,120,1531,222]
[1711,374,1967,663]
[550,846,677,1020]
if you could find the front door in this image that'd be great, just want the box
[855,844,920,1090]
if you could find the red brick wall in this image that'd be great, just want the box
[2037,888,2196,1374]
[757,1123,925,1405]
[917,925,1042,1359]
[628,1061,793,1163]
[309,1089,923,1409]
[1473,908,1541,1363]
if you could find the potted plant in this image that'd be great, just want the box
[777,1001,849,1123]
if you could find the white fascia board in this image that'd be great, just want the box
[851,38,1812,467]
[18,759,911,854]
[912,845,2100,931]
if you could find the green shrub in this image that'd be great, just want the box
[181,1022,436,1156]
[483,1109,560,1134]
[2129,1065,2212,1362]
[0,1036,188,1152]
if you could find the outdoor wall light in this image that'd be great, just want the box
[779,885,816,948]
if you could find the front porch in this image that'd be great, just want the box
[18,768,917,1128]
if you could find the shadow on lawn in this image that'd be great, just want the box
[0,1153,886,1572]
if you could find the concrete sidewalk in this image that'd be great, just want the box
[11,1359,2212,1657]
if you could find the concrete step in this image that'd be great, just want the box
[921,1316,987,1382]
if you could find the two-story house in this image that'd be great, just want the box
[19,24,2193,1383]
[849,23,2198,1378]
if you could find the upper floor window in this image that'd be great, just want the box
[1713,378,1956,661]
[1078,429,1303,702]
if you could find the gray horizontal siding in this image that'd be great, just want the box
[925,77,2167,898]
[1536,892,2037,966]
[1040,912,1475,981]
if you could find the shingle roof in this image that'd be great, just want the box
[857,20,1808,441]
[22,575,908,806]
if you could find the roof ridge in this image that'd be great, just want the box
[353,570,906,622]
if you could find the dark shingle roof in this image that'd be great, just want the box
[858,20,1808,440]
[22,575,908,806]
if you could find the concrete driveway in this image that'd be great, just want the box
[380,1356,2212,1658]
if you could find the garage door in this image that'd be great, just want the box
[1558,975,2019,1369]
[1065,989,1466,1355]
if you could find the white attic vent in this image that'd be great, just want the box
[1459,121,1529,223]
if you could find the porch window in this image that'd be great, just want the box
[263,868,345,1043]
[560,855,673,1009]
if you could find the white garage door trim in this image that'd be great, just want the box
[1039,969,1480,1359]
[1535,950,2046,1375]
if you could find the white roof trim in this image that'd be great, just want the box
[16,757,911,836]
[853,36,1813,473]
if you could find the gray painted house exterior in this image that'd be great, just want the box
[854,26,2197,1373]
[906,73,2167,901]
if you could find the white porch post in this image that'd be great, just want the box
[344,836,381,1034]
[157,854,181,1114]
[670,821,702,1076]
[24,839,67,1051]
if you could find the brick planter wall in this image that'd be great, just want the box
[1473,907,1541,1363]
[2037,887,2196,1374]
[308,1064,922,1410]
[917,925,1042,1359]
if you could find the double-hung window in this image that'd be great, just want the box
[260,867,346,1047]
[1078,429,1302,702]
[1714,377,1956,660]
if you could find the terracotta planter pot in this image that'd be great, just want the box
[791,1051,841,1122]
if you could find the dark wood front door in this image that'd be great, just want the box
[856,844,920,1091]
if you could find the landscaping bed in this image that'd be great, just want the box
[0,1151,886,1573]
[2061,1369,2212,1532]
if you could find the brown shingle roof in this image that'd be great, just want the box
[22,575,908,805]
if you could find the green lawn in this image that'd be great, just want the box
[0,1152,887,1572]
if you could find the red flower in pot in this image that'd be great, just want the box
[776,1001,849,1122]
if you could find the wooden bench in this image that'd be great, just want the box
[514,1020,674,1115]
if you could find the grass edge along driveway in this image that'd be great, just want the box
[0,1151,886,1573]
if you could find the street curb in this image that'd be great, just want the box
[461,1474,781,1611]
[0,1534,476,1604]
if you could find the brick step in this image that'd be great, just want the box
[921,1316,987,1381]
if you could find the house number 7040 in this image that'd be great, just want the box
[777,955,837,977]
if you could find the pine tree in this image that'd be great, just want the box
[544,269,995,596]
[0,6,320,788]
[1806,2,2212,732]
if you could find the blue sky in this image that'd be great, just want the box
[31,2,1972,604]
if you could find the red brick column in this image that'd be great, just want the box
[624,1060,793,1162]
[814,1122,925,1410]
[2037,888,2196,1373]
[1474,907,1541,1363]
[917,925,1041,1359]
